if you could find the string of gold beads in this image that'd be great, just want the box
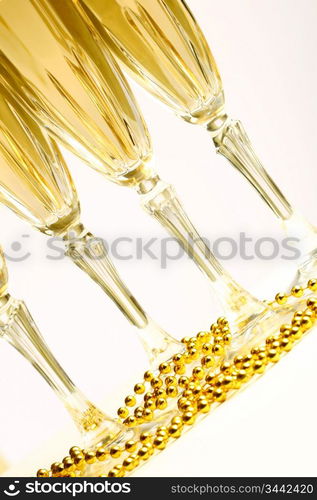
[37,280,317,478]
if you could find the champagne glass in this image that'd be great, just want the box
[0,0,270,336]
[78,0,317,287]
[0,246,127,448]
[0,73,180,367]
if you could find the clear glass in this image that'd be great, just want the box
[0,0,152,185]
[0,76,181,367]
[0,247,126,448]
[77,0,224,124]
[81,0,317,287]
[1,0,273,334]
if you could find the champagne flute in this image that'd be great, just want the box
[0,72,180,367]
[78,0,317,287]
[0,245,126,448]
[0,0,269,335]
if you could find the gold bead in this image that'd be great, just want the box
[223,333,232,345]
[144,398,156,410]
[124,415,137,427]
[212,344,224,356]
[196,331,207,344]
[117,407,129,419]
[143,392,153,401]
[203,384,214,399]
[291,286,304,297]
[217,316,228,326]
[153,436,167,449]
[166,385,178,397]
[181,390,193,400]
[125,440,137,452]
[156,397,168,410]
[267,348,280,363]
[271,341,281,351]
[182,411,196,425]
[134,406,145,418]
[110,446,122,458]
[174,364,186,375]
[151,377,163,389]
[69,446,81,457]
[143,408,154,421]
[280,324,291,335]
[202,343,213,355]
[63,456,76,472]
[154,387,167,397]
[201,355,215,368]
[275,292,288,304]
[156,425,168,436]
[192,384,202,396]
[144,370,154,382]
[213,387,226,402]
[134,383,145,394]
[173,353,184,365]
[178,398,193,412]
[308,279,317,291]
[301,315,313,331]
[192,366,205,380]
[197,398,210,413]
[187,342,197,351]
[290,326,301,339]
[233,355,244,367]
[72,452,85,469]
[280,337,293,352]
[108,465,124,477]
[171,416,183,426]
[168,424,182,438]
[222,375,234,391]
[122,457,135,471]
[220,362,232,374]
[84,450,96,464]
[159,362,171,374]
[183,351,192,364]
[181,336,190,344]
[37,469,50,477]
[235,369,248,385]
[96,447,108,461]
[214,335,224,345]
[138,446,150,460]
[187,348,199,360]
[253,360,265,374]
[140,431,152,443]
[125,395,136,407]
[51,462,64,476]
[165,376,177,386]
[178,376,189,388]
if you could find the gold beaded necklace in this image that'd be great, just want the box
[37,279,317,478]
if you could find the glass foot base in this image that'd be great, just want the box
[290,250,317,289]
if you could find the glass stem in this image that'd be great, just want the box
[63,223,181,365]
[0,295,122,446]
[208,114,317,282]
[136,176,266,331]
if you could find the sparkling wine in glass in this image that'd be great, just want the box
[0,246,127,448]
[0,0,270,336]
[79,0,317,287]
[0,72,180,367]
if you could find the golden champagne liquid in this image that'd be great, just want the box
[0,247,8,297]
[78,0,224,123]
[0,81,79,234]
[0,0,152,185]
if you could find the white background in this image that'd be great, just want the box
[1,0,317,476]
